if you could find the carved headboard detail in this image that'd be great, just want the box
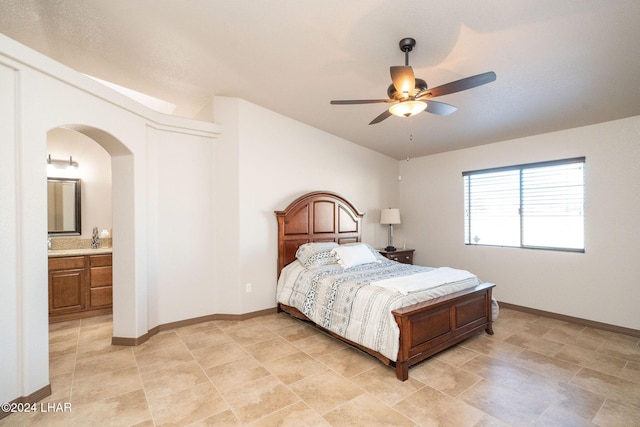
[275,191,364,277]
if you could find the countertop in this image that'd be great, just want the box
[48,248,113,257]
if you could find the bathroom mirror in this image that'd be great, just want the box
[47,178,81,235]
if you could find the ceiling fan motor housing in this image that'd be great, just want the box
[387,78,428,100]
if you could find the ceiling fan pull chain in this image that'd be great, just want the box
[406,120,414,161]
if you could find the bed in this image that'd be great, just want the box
[275,191,496,381]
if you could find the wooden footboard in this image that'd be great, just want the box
[392,282,495,380]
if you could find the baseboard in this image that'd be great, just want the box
[49,307,112,324]
[111,307,278,346]
[0,384,51,420]
[111,330,154,346]
[498,301,640,338]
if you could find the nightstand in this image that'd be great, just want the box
[378,248,414,265]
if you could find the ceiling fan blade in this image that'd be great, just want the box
[330,99,393,105]
[417,71,496,99]
[425,100,458,116]
[369,110,392,125]
[390,66,415,99]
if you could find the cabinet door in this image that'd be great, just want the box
[89,265,113,308]
[90,254,112,267]
[89,286,112,308]
[49,269,85,314]
[90,266,112,287]
[49,256,85,271]
[89,254,112,308]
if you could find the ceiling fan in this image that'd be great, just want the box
[330,38,496,125]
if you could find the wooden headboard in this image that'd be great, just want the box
[275,191,364,277]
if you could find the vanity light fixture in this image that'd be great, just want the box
[47,154,78,169]
[380,208,401,251]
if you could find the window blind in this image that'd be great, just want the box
[463,158,585,252]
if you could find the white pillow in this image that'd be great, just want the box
[331,244,380,269]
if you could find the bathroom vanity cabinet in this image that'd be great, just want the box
[48,251,112,322]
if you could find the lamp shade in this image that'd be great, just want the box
[380,208,401,225]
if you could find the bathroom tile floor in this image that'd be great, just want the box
[2,308,640,426]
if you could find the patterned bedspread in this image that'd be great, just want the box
[277,258,486,361]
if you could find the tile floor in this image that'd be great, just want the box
[2,308,640,426]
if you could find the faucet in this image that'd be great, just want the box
[47,235,51,250]
[91,227,100,249]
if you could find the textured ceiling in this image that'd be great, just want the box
[1,0,639,159]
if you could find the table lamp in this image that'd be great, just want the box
[380,208,401,251]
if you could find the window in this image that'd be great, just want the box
[463,158,585,252]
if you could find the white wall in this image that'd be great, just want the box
[213,97,400,314]
[146,127,217,325]
[399,116,640,330]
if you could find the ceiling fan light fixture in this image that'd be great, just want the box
[389,100,427,118]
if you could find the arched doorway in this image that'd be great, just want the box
[53,124,138,341]
[47,127,112,321]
